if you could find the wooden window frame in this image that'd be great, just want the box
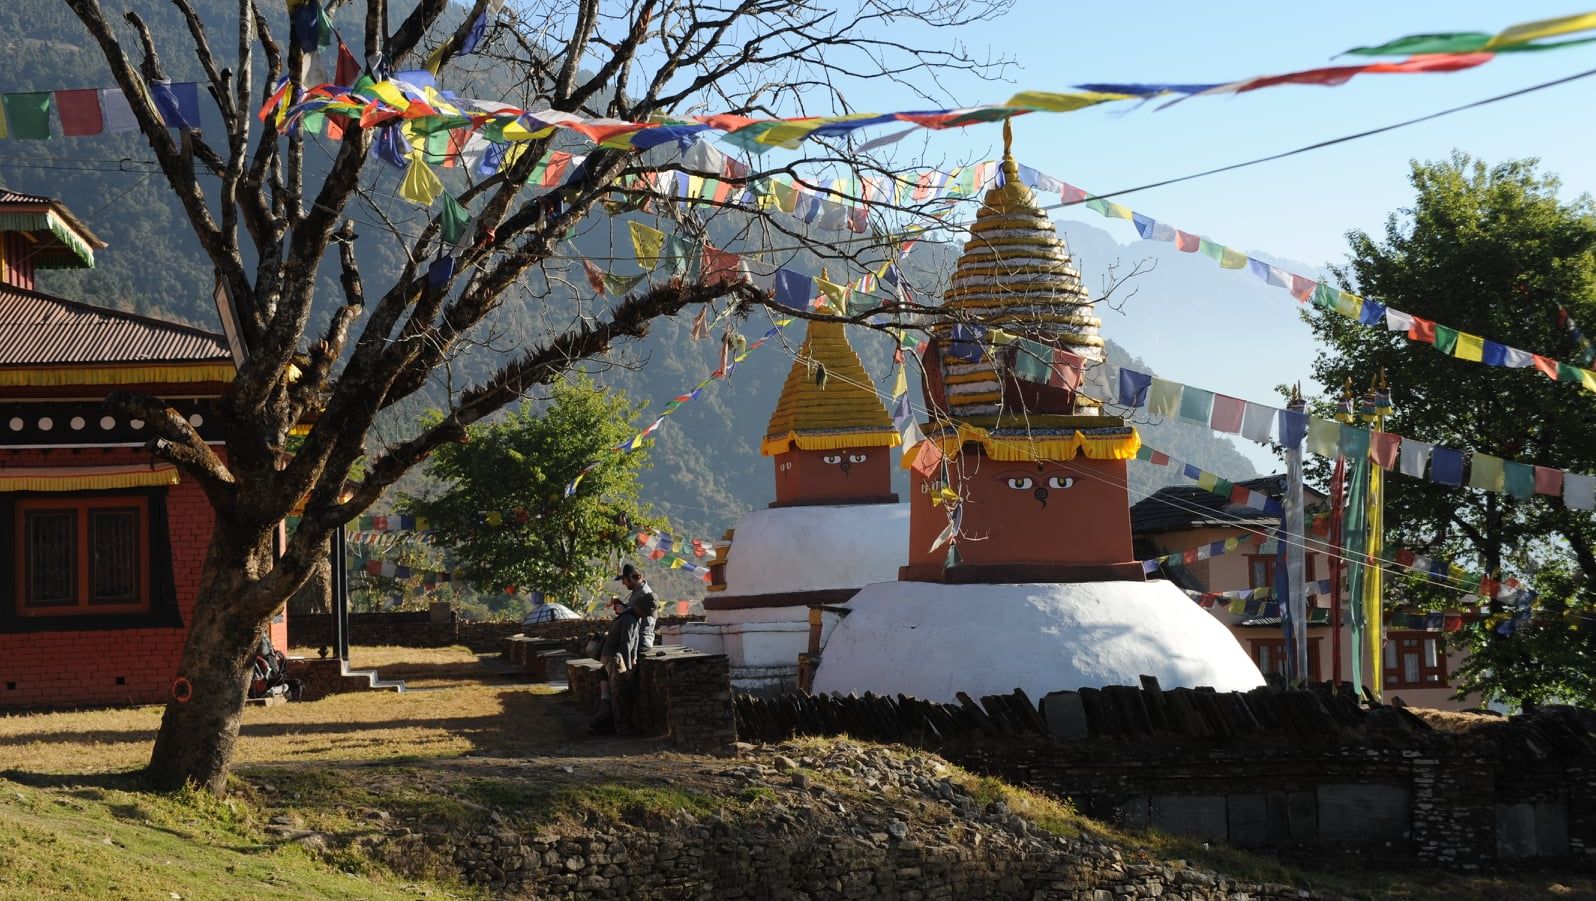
[1383,630,1448,689]
[1246,553,1319,589]
[1247,636,1323,682]
[14,495,150,617]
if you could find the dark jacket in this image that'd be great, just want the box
[600,608,643,670]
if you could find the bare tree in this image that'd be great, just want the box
[61,0,1010,791]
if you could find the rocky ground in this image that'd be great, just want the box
[249,737,1343,900]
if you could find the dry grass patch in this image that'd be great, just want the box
[0,682,564,778]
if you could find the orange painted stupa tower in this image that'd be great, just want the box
[902,123,1143,582]
[761,310,901,508]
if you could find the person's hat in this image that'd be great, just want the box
[630,591,657,614]
[615,562,640,582]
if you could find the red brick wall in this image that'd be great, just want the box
[0,444,287,709]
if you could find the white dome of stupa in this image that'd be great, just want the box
[718,504,907,598]
[812,579,1265,702]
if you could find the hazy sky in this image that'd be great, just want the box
[820,2,1596,474]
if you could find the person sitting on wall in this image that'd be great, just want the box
[590,574,657,735]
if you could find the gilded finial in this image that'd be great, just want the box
[1000,119,1019,181]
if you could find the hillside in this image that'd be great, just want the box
[0,0,1260,564]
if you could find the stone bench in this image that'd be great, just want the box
[500,634,566,668]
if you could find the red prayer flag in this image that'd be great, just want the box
[1209,395,1245,433]
[542,152,572,187]
[1533,354,1559,380]
[1290,275,1316,301]
[1149,451,1170,466]
[54,89,102,136]
[1229,484,1250,504]
[702,245,743,286]
[581,258,605,295]
[676,600,690,616]
[1051,348,1085,391]
[1174,230,1200,253]
[336,40,362,86]
[1533,465,1564,496]
[1370,431,1401,469]
[1396,548,1416,566]
[1232,53,1492,94]
[1407,316,1437,343]
[325,113,348,140]
[1059,183,1088,204]
[911,440,944,478]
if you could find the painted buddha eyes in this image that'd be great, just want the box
[1000,474,1074,490]
[848,454,867,463]
[822,454,842,464]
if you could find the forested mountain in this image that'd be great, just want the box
[2,0,1263,595]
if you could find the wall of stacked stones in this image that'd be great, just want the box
[732,681,1596,869]
[290,605,699,653]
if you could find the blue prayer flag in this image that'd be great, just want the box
[150,81,202,130]
[947,324,986,361]
[1429,446,1464,486]
[460,10,489,54]
[1358,300,1387,327]
[1117,368,1153,407]
[773,269,812,310]
[1132,213,1157,240]
[1482,340,1508,366]
[1277,409,1308,450]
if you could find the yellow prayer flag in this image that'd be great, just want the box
[1228,598,1246,614]
[398,154,444,206]
[815,277,849,314]
[1004,90,1130,112]
[0,102,10,140]
[367,80,410,110]
[1196,471,1219,492]
[1335,292,1363,319]
[629,221,666,270]
[1105,203,1133,220]
[485,511,503,526]
[1487,11,1596,49]
[1220,248,1249,269]
[1455,332,1485,362]
[686,175,705,200]
[892,366,908,399]
[1580,368,1596,393]
[501,119,553,141]
[755,119,822,149]
[771,181,798,214]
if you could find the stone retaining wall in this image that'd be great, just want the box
[566,647,737,751]
[290,604,700,653]
[732,681,1596,870]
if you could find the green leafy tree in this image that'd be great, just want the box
[403,380,654,606]
[1306,153,1596,705]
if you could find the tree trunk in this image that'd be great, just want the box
[146,529,281,793]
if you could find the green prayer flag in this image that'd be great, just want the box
[1504,461,1535,500]
[440,193,470,245]
[1343,456,1371,697]
[1011,338,1052,384]
[661,234,698,281]
[1307,417,1340,457]
[1339,424,1371,461]
[1178,386,1214,423]
[1558,361,1584,383]
[1198,238,1225,262]
[1,92,52,140]
[1312,281,1337,310]
[1433,325,1459,355]
[423,128,451,165]
[602,272,647,296]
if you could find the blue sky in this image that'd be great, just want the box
[820,2,1596,473]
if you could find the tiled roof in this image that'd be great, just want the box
[762,318,897,455]
[1129,475,1328,535]
[0,285,229,366]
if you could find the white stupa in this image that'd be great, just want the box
[672,314,907,692]
[810,125,1264,702]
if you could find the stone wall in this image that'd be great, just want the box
[567,647,737,751]
[291,607,703,654]
[732,681,1596,870]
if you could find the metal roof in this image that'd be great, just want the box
[1130,474,1329,536]
[0,285,229,366]
[0,187,106,249]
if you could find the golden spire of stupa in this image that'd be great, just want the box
[761,314,900,457]
[938,122,1105,417]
